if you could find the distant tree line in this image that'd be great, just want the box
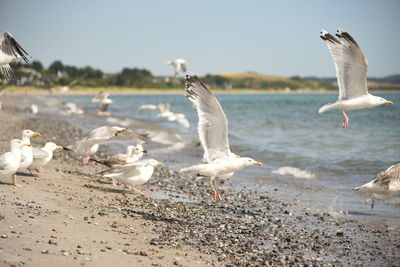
[5,60,399,90]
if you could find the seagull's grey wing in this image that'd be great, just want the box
[321,29,368,100]
[185,74,231,162]
[99,103,109,112]
[100,160,146,175]
[32,147,49,159]
[373,163,400,187]
[85,126,116,141]
[0,32,29,63]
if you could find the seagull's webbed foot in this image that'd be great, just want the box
[341,111,349,129]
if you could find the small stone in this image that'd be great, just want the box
[1,234,7,238]
[41,249,49,254]
[48,239,57,245]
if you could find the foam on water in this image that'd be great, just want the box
[272,166,317,179]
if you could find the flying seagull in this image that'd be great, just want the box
[71,126,147,164]
[180,75,262,200]
[319,29,393,128]
[0,32,30,79]
[165,59,187,76]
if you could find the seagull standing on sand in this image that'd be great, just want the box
[101,159,163,196]
[179,75,262,200]
[72,125,147,164]
[28,142,63,177]
[0,32,29,78]
[64,102,84,115]
[319,29,393,128]
[354,163,400,208]
[18,129,41,173]
[0,139,30,187]
[139,104,158,111]
[165,59,187,76]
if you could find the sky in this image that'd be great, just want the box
[1,0,399,77]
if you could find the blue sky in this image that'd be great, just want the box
[1,0,399,77]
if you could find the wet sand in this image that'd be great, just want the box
[0,94,399,266]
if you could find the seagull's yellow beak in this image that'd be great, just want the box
[57,145,63,150]
[235,155,241,158]
[157,162,164,166]
[33,132,41,136]
[24,144,32,147]
[254,162,263,166]
[385,100,394,104]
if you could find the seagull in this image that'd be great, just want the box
[179,75,262,200]
[0,139,30,187]
[92,144,148,168]
[63,102,84,115]
[92,92,113,116]
[139,104,158,111]
[101,159,163,196]
[0,32,29,79]
[157,103,174,118]
[319,29,393,128]
[354,163,400,208]
[18,129,41,172]
[71,125,148,164]
[157,103,190,128]
[165,59,187,76]
[167,113,190,129]
[28,142,63,177]
[30,104,38,114]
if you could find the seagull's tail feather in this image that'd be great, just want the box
[318,103,338,113]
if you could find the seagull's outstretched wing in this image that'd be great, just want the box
[185,74,231,162]
[320,29,368,100]
[0,32,29,63]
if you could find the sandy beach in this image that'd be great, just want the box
[0,94,399,267]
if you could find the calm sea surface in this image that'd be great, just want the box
[42,93,400,224]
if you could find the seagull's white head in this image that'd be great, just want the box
[44,142,63,152]
[11,139,30,149]
[22,129,41,138]
[237,157,263,167]
[146,159,163,167]
[373,96,394,106]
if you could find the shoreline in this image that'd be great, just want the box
[3,86,400,96]
[0,95,399,266]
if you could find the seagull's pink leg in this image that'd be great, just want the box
[341,111,349,129]
[12,174,21,187]
[209,176,222,201]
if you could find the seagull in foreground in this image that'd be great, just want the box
[18,129,41,173]
[354,163,400,208]
[0,139,30,187]
[0,32,30,79]
[165,59,187,76]
[100,159,163,196]
[28,142,63,177]
[319,29,393,128]
[72,126,148,164]
[179,75,262,200]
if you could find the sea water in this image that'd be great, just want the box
[41,93,400,224]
